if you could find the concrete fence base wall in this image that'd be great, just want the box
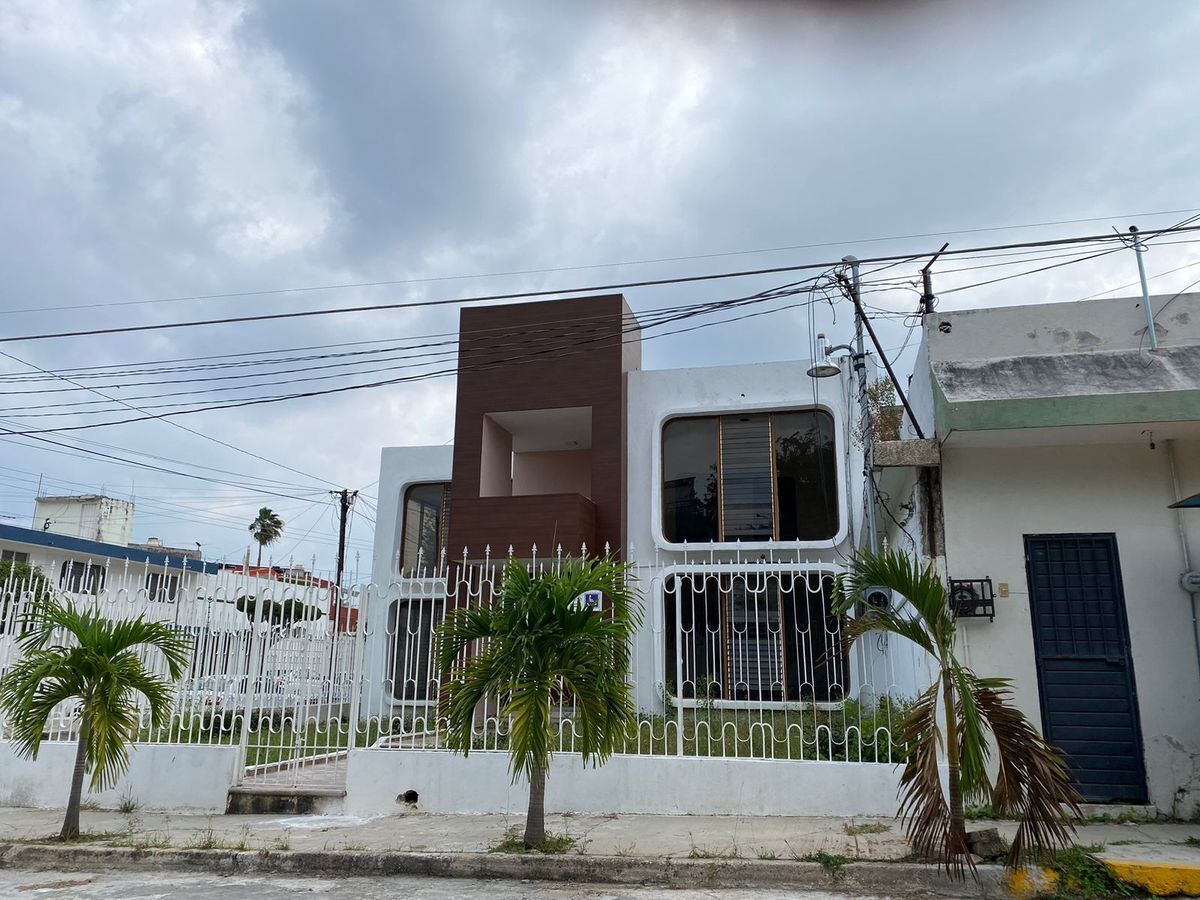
[0,741,239,814]
[345,749,905,818]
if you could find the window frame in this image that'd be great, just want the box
[385,596,444,704]
[655,403,845,551]
[1,549,30,565]
[146,571,180,603]
[59,559,106,594]
[659,562,849,711]
[398,481,452,573]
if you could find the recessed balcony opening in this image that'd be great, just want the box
[479,406,593,499]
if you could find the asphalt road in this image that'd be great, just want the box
[0,870,935,899]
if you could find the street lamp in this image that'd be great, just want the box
[806,332,854,379]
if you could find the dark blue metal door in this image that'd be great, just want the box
[1024,534,1148,804]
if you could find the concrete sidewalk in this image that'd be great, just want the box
[1,807,1196,858]
[1,808,1197,895]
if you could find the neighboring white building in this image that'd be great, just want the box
[33,494,135,546]
[879,291,1200,817]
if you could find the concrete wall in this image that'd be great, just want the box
[344,749,906,817]
[366,446,454,716]
[0,742,238,813]
[479,416,513,498]
[939,439,1200,816]
[928,292,1200,360]
[625,360,860,560]
[622,361,929,711]
[512,449,592,498]
[371,446,455,584]
[34,496,135,546]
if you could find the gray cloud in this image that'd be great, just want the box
[0,0,1197,569]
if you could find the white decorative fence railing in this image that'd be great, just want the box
[0,547,925,789]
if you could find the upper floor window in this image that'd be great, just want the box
[662,409,838,543]
[399,482,451,570]
[60,560,105,594]
[146,571,179,602]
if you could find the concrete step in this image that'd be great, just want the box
[226,785,346,816]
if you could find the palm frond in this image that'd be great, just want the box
[967,675,1082,865]
[896,683,964,873]
[952,663,990,803]
[834,549,954,656]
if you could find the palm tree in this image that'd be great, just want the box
[833,549,1081,874]
[435,556,642,848]
[0,596,190,839]
[248,507,285,567]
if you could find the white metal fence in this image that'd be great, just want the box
[0,547,920,791]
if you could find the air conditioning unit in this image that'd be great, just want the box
[949,578,995,621]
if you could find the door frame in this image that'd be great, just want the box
[1022,532,1149,804]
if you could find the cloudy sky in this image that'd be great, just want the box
[1,1,1198,575]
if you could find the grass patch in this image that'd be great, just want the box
[844,822,890,836]
[965,804,996,820]
[801,850,851,877]
[1046,845,1136,899]
[1183,836,1200,847]
[117,791,139,814]
[755,848,778,860]
[489,827,575,854]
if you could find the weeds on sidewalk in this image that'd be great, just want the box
[489,827,575,854]
[1045,845,1136,899]
[844,822,890,836]
[184,825,222,851]
[801,850,851,877]
[130,831,172,850]
[687,833,741,860]
[118,791,139,814]
[1182,836,1199,847]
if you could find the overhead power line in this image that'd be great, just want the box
[0,347,337,491]
[5,206,1199,317]
[4,225,1200,345]
[0,278,829,435]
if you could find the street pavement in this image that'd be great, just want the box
[0,870,925,899]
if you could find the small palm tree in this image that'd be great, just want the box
[436,556,642,848]
[248,507,285,567]
[0,596,190,839]
[833,549,1081,874]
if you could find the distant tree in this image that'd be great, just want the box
[0,560,52,634]
[0,596,190,839]
[248,508,285,567]
[235,594,324,628]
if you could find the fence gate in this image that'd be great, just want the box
[237,611,360,790]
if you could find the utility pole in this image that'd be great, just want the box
[1128,226,1159,350]
[329,488,358,682]
[844,255,878,553]
[332,488,358,593]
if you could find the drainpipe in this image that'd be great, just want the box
[1166,439,1200,682]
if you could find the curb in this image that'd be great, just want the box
[0,842,1016,896]
[1103,859,1200,897]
